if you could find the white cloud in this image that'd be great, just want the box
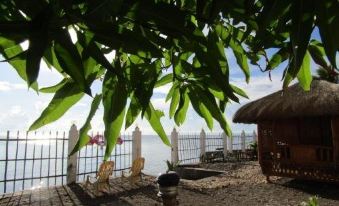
[10,105,22,115]
[151,98,168,110]
[230,73,285,103]
[0,81,26,91]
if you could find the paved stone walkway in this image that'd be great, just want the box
[0,176,160,206]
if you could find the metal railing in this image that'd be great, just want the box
[177,132,256,164]
[178,133,201,164]
[76,134,132,182]
[0,130,132,194]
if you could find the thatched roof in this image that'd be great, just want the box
[233,80,339,124]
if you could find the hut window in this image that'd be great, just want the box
[320,117,332,146]
[298,117,332,146]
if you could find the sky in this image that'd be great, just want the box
[0,30,323,135]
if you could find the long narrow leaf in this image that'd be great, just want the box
[54,29,91,95]
[102,72,128,160]
[297,51,312,91]
[125,95,141,130]
[145,103,170,146]
[29,81,84,131]
[0,37,38,90]
[39,78,68,93]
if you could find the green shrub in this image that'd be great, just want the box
[300,196,319,206]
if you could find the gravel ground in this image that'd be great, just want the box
[178,161,339,206]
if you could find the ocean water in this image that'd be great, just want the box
[141,135,171,176]
[0,133,252,194]
[0,134,171,194]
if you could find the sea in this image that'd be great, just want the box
[0,134,171,194]
[0,133,250,194]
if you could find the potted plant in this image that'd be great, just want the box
[156,160,181,206]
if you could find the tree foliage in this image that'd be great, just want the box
[0,0,338,160]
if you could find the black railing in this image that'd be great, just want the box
[178,133,201,164]
[0,131,68,194]
[178,132,255,164]
[76,134,132,182]
[0,131,132,194]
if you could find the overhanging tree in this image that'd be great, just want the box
[0,0,338,160]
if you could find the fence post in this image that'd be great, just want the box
[132,126,142,161]
[200,129,206,159]
[67,124,79,185]
[241,130,246,152]
[171,128,179,164]
[228,135,233,153]
[222,132,228,159]
[253,130,258,143]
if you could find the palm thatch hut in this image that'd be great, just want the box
[233,80,339,182]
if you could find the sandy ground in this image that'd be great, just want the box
[2,161,339,205]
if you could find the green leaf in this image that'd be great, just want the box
[230,84,248,99]
[316,0,339,68]
[26,9,50,87]
[125,95,141,130]
[297,51,312,91]
[145,103,170,146]
[290,0,314,73]
[308,42,328,68]
[54,29,91,95]
[0,37,38,91]
[267,47,290,71]
[102,72,128,160]
[169,87,180,118]
[188,89,213,130]
[166,82,179,102]
[43,47,65,75]
[29,81,84,131]
[77,32,122,78]
[192,86,231,137]
[174,89,189,126]
[155,74,173,87]
[229,39,250,82]
[91,23,162,58]
[70,94,102,156]
[39,78,68,93]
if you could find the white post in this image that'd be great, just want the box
[253,130,258,143]
[222,132,228,159]
[132,126,142,161]
[200,129,206,159]
[67,124,79,184]
[171,128,179,164]
[241,130,246,152]
[228,135,233,153]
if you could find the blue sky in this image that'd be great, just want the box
[0,30,323,135]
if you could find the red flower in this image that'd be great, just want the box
[117,136,123,145]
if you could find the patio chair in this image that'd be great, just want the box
[85,161,114,195]
[122,157,145,184]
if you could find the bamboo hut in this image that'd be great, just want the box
[233,80,339,182]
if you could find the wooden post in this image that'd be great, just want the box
[222,132,228,159]
[67,124,79,184]
[241,130,246,152]
[171,128,179,164]
[132,126,142,161]
[200,129,206,159]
